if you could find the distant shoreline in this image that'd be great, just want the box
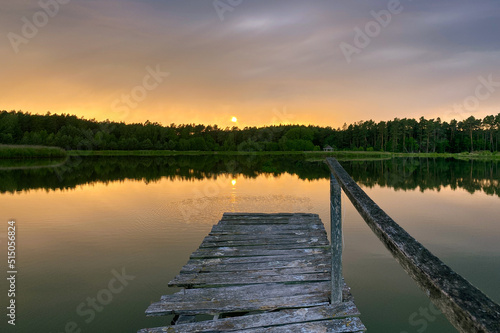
[1,145,499,161]
[68,149,499,160]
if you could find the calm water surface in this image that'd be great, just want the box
[0,156,498,332]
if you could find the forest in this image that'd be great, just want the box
[1,110,499,153]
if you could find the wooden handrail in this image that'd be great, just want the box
[326,157,500,333]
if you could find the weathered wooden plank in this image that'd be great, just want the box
[220,216,321,223]
[200,237,329,248]
[147,293,329,316]
[191,247,329,259]
[221,214,318,218]
[219,219,323,225]
[205,231,327,240]
[182,253,331,266]
[161,281,329,300]
[209,230,327,237]
[221,214,316,219]
[160,281,338,301]
[181,258,329,273]
[220,215,321,225]
[140,303,360,333]
[172,266,331,286]
[159,282,354,304]
[223,212,295,216]
[207,231,326,238]
[222,213,318,217]
[211,224,324,232]
[218,221,322,226]
[205,233,324,240]
[187,263,330,275]
[239,317,366,332]
[217,223,323,228]
[168,272,330,287]
[223,212,314,217]
[200,242,329,251]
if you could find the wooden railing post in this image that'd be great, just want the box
[330,172,343,304]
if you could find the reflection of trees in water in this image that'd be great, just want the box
[343,158,500,197]
[0,155,328,193]
[0,156,498,197]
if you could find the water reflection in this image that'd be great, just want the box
[343,158,500,196]
[0,156,498,197]
[0,156,497,332]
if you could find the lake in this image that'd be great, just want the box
[0,155,499,332]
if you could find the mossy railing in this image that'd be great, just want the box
[327,157,500,333]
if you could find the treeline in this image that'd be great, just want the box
[1,110,499,153]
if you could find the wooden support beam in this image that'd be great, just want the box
[330,172,343,304]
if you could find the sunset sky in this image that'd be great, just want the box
[1,0,499,128]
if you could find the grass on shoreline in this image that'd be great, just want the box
[0,145,67,159]
[1,145,498,160]
[68,150,393,159]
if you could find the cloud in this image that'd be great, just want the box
[1,0,499,127]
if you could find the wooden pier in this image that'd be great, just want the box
[139,212,365,332]
[139,157,500,332]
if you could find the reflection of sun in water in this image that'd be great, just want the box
[231,117,238,123]
[231,179,237,186]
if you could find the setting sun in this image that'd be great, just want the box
[231,117,238,123]
[231,179,237,186]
